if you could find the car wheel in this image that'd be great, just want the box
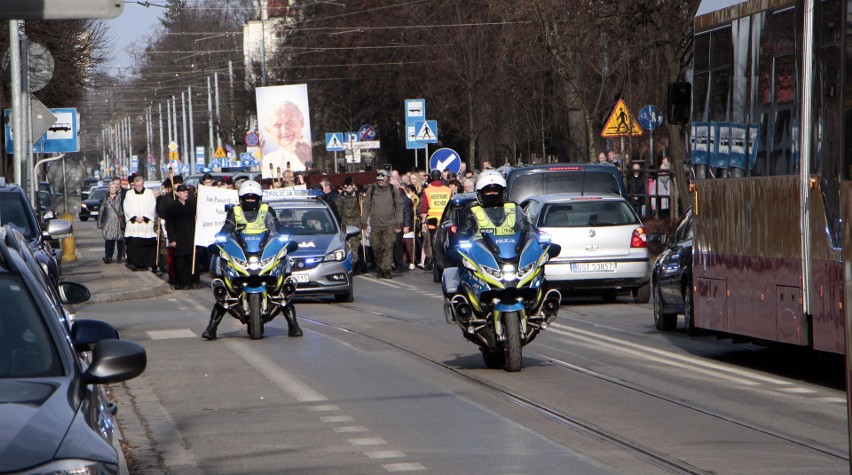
[79,216,88,222]
[334,287,354,303]
[653,285,677,331]
[632,283,651,304]
[684,284,699,335]
[602,290,618,302]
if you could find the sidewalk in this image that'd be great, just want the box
[61,221,173,303]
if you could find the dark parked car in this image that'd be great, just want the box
[80,177,102,200]
[0,179,72,287]
[79,186,109,221]
[431,192,478,283]
[650,208,695,332]
[0,225,147,474]
[505,163,629,205]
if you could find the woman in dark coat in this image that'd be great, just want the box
[162,184,198,289]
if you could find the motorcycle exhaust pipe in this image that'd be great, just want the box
[211,279,229,302]
[451,295,473,323]
[540,289,562,327]
[282,282,296,298]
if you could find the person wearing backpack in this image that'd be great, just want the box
[360,170,403,279]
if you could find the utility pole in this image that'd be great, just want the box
[207,75,214,160]
[214,72,222,149]
[188,86,195,174]
[181,92,188,170]
[10,20,22,185]
[158,102,164,180]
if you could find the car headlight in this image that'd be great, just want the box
[80,203,87,209]
[24,459,110,474]
[323,248,346,262]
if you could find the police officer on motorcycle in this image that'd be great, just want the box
[202,180,303,340]
[457,169,530,240]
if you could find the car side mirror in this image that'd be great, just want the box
[82,339,147,385]
[648,233,667,246]
[72,319,120,352]
[46,218,72,240]
[345,225,361,238]
[59,281,91,305]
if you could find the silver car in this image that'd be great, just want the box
[267,196,359,302]
[523,193,651,303]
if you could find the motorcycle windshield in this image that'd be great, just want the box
[481,231,524,260]
[241,232,267,254]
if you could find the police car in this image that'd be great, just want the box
[265,189,359,302]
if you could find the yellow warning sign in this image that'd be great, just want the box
[601,99,643,138]
[213,146,227,158]
[168,151,178,161]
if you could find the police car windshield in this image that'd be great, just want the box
[275,208,336,235]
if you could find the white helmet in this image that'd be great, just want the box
[238,180,263,211]
[475,170,506,207]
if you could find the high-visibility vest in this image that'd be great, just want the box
[471,203,517,236]
[425,184,452,221]
[233,204,270,234]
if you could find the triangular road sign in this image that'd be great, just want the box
[601,99,643,138]
[415,121,437,142]
[214,146,226,158]
[328,135,342,149]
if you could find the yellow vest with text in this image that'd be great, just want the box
[425,184,453,221]
[233,204,270,235]
[471,203,517,237]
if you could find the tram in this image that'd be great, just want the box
[673,0,848,353]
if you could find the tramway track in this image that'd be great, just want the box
[299,302,849,469]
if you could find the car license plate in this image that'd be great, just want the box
[572,262,615,272]
[291,272,309,283]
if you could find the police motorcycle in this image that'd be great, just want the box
[442,173,561,372]
[210,209,299,340]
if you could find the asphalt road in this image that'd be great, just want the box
[68,221,850,473]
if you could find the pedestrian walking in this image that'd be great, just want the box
[123,176,158,271]
[97,181,125,263]
[162,184,199,289]
[336,176,364,273]
[360,170,403,279]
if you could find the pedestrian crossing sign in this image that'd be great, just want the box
[601,99,643,138]
[325,132,344,151]
[414,120,438,143]
[213,146,227,158]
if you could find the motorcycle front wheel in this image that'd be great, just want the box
[502,311,522,372]
[247,293,264,340]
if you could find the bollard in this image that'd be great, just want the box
[60,213,77,262]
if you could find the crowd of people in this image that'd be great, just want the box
[94,161,500,288]
[596,150,672,219]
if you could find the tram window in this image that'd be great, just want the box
[693,72,709,122]
[709,69,731,121]
[694,32,710,72]
[710,27,732,70]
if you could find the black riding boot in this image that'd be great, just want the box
[202,305,226,340]
[284,305,303,337]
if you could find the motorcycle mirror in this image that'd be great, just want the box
[547,244,561,259]
[286,240,299,254]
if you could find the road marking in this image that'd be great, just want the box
[365,451,405,459]
[307,404,340,412]
[383,462,426,472]
[225,340,327,402]
[816,397,846,403]
[778,387,817,394]
[321,415,354,423]
[147,329,196,339]
[552,323,794,386]
[334,426,369,433]
[348,437,386,446]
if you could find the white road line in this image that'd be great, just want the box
[383,462,426,472]
[365,451,405,459]
[321,415,355,423]
[225,340,327,402]
[307,404,340,412]
[816,397,846,403]
[334,426,369,433]
[147,329,196,340]
[348,437,386,446]
[552,323,794,386]
[778,387,817,394]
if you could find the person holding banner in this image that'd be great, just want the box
[162,184,199,290]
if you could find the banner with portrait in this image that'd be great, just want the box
[256,84,313,177]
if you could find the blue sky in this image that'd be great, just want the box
[104,3,166,75]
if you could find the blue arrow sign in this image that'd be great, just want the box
[325,132,345,151]
[429,148,461,174]
[638,105,663,132]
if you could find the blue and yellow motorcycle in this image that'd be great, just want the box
[442,230,561,372]
[211,230,299,340]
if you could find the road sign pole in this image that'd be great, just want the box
[425,144,429,173]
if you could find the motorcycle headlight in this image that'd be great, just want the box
[22,459,108,474]
[501,264,517,282]
[462,258,476,271]
[247,256,262,270]
[323,248,346,262]
[518,262,535,278]
[232,256,248,269]
[482,265,501,279]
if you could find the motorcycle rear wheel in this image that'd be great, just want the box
[247,293,264,340]
[503,312,522,372]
